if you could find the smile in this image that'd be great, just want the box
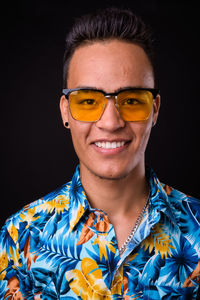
[94,141,126,149]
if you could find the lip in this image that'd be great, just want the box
[91,138,131,143]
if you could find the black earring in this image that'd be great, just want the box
[65,122,69,128]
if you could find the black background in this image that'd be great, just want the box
[1,0,200,228]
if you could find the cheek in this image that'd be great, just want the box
[69,127,85,161]
[70,126,84,147]
[130,120,152,149]
[140,122,152,149]
[69,120,92,154]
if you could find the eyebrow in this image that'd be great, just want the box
[75,85,147,93]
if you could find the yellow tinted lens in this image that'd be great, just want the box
[69,90,105,121]
[118,90,153,121]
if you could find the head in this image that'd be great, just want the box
[60,7,160,180]
[62,7,156,88]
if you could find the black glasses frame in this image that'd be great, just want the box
[62,87,160,99]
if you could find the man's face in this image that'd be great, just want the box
[60,40,160,180]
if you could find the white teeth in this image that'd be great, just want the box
[112,142,117,148]
[116,142,121,147]
[95,141,126,149]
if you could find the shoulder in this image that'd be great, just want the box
[148,166,200,226]
[0,181,72,248]
[162,183,200,212]
[162,183,200,247]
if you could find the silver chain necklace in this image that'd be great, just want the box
[119,195,149,256]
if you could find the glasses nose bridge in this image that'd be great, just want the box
[104,94,119,108]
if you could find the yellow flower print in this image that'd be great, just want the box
[123,253,138,267]
[0,251,8,280]
[20,207,40,228]
[66,258,111,299]
[128,253,138,262]
[82,190,87,198]
[7,224,18,244]
[9,244,22,267]
[93,235,116,261]
[38,195,70,215]
[66,258,123,299]
[141,223,175,258]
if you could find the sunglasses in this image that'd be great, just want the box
[62,87,159,122]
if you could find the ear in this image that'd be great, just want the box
[60,95,69,127]
[152,94,161,126]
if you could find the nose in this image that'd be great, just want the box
[95,97,125,131]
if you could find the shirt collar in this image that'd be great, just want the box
[147,167,177,225]
[68,165,176,231]
[68,165,89,231]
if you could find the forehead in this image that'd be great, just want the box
[67,39,154,91]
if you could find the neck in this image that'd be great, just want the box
[80,162,149,218]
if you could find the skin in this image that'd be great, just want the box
[60,39,160,248]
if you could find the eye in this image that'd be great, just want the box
[80,99,96,105]
[123,98,140,105]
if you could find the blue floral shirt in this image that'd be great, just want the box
[0,165,200,299]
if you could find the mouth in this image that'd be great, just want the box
[91,139,131,154]
[94,141,127,149]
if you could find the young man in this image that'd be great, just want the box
[0,7,200,299]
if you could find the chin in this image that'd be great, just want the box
[89,163,133,181]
